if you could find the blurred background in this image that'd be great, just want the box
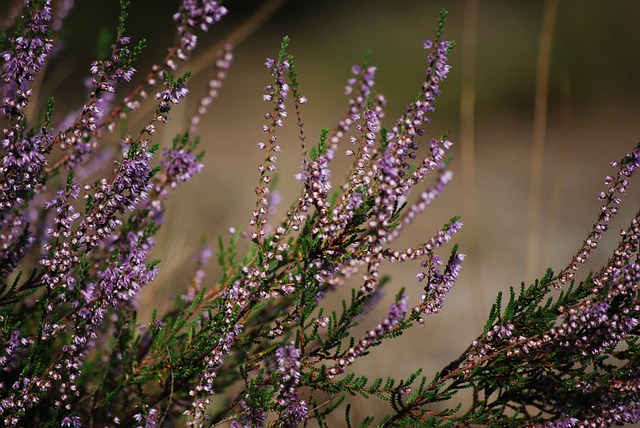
[7,0,640,422]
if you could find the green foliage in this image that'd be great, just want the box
[310,128,329,162]
[434,9,448,44]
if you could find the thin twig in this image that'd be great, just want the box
[460,0,485,329]
[525,0,559,281]
[541,72,571,268]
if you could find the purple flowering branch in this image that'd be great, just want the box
[327,295,408,379]
[0,0,54,284]
[275,344,308,426]
[250,41,291,246]
[551,145,640,289]
[143,24,462,424]
[0,0,52,100]
[407,146,640,426]
[413,245,464,321]
[97,0,228,137]
[0,2,229,422]
[45,8,144,173]
[45,0,227,176]
[2,119,168,423]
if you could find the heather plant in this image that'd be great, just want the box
[1,1,639,427]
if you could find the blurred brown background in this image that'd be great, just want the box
[9,0,640,423]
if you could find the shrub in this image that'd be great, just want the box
[1,1,639,427]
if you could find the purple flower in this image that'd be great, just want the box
[160,147,203,188]
[133,408,159,428]
[173,0,228,60]
[328,295,408,379]
[250,53,293,243]
[53,77,116,171]
[401,168,452,227]
[185,323,243,425]
[552,417,578,427]
[553,146,640,288]
[275,344,307,426]
[0,131,49,210]
[38,183,81,296]
[0,0,52,94]
[189,43,233,133]
[61,416,82,427]
[0,128,51,279]
[155,81,189,111]
[89,35,137,95]
[97,231,159,309]
[0,214,34,281]
[232,398,266,428]
[0,329,31,373]
[416,250,464,317]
